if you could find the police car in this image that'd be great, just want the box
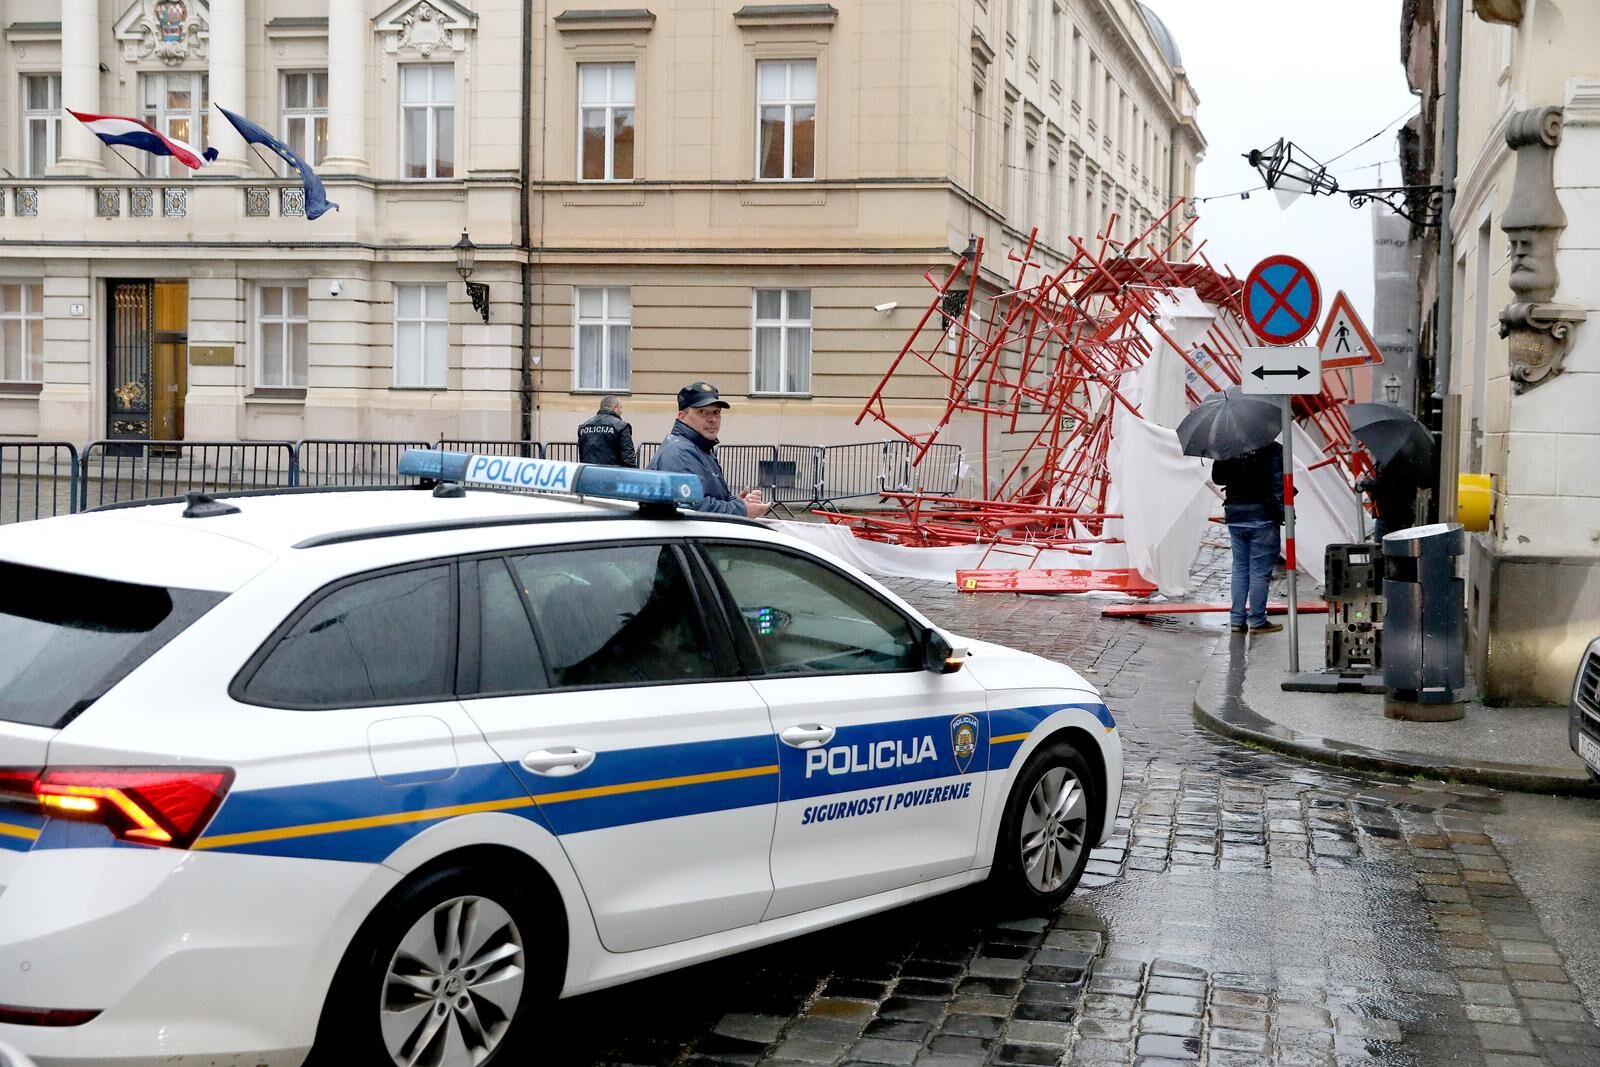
[0,451,1121,1067]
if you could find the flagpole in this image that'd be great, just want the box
[247,144,281,176]
[107,145,145,178]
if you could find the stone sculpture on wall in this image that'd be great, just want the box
[1499,106,1587,392]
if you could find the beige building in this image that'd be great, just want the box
[0,0,1201,460]
[0,0,527,447]
[1404,0,1600,703]
[531,0,1204,458]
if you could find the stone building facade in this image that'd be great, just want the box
[0,0,1202,462]
[1403,0,1600,703]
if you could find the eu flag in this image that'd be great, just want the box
[215,105,339,221]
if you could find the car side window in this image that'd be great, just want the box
[476,558,549,695]
[507,544,717,688]
[699,542,920,675]
[242,565,454,708]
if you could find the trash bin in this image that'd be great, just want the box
[1381,522,1469,721]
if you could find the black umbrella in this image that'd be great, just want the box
[1176,386,1283,461]
[1346,402,1435,472]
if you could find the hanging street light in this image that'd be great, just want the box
[1244,137,1444,226]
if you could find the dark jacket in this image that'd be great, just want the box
[1359,461,1420,539]
[576,409,636,468]
[1211,444,1284,525]
[650,421,745,516]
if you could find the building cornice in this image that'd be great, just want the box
[1449,99,1520,234]
[732,4,839,29]
[553,8,657,33]
[5,21,61,40]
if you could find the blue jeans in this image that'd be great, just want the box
[1228,521,1280,628]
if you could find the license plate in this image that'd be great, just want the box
[1579,731,1600,773]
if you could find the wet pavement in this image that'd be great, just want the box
[539,569,1600,1067]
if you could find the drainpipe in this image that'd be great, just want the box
[1429,0,1464,490]
[518,0,534,443]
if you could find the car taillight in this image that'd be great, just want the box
[0,767,232,849]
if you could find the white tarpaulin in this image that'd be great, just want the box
[1105,409,1215,597]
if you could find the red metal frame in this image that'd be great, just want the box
[834,201,1367,593]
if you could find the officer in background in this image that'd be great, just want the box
[576,395,637,468]
[651,382,772,518]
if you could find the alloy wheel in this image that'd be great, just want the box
[1018,766,1088,893]
[379,895,527,1067]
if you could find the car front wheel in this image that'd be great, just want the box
[311,864,546,1067]
[990,742,1098,912]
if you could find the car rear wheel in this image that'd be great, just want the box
[989,742,1098,912]
[311,865,547,1067]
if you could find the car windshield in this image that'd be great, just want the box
[0,561,224,729]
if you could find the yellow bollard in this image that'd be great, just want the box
[1457,472,1491,532]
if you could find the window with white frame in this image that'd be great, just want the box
[1050,6,1064,87]
[256,284,309,389]
[21,74,60,178]
[139,72,208,178]
[970,78,985,195]
[394,284,448,387]
[756,60,816,180]
[579,63,635,181]
[281,71,328,170]
[752,289,811,395]
[400,63,454,179]
[0,283,43,383]
[574,287,631,391]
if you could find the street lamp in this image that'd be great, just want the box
[454,228,490,323]
[1384,374,1403,405]
[1244,136,1444,226]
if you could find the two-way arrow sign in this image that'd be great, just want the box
[1241,346,1321,395]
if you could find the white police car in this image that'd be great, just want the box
[0,452,1121,1067]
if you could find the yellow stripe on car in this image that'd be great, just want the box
[193,764,781,851]
[0,821,40,842]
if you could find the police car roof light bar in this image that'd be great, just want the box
[397,449,705,509]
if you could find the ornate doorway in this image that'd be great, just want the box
[106,279,187,441]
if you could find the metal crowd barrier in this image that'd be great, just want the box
[441,439,543,459]
[911,442,963,496]
[0,435,954,522]
[542,442,580,464]
[0,441,78,523]
[80,440,295,510]
[817,442,893,508]
[769,445,825,508]
[294,439,431,487]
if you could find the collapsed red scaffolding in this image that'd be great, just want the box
[822,199,1373,594]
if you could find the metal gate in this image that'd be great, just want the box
[106,280,154,445]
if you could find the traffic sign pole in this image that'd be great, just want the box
[1282,397,1299,674]
[1241,253,1320,676]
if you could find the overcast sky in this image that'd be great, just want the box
[1149,1,1418,324]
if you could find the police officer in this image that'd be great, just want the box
[576,395,637,468]
[651,382,772,518]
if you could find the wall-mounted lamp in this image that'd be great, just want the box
[454,228,489,323]
[1383,374,1403,405]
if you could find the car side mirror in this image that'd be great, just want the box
[923,629,967,674]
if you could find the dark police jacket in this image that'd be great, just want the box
[576,409,637,468]
[649,421,745,516]
[1211,444,1284,525]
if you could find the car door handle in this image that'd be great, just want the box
[521,747,595,777]
[780,725,836,749]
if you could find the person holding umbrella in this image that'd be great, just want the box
[1346,403,1435,541]
[1177,387,1286,635]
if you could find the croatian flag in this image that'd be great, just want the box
[66,110,216,170]
[216,105,339,221]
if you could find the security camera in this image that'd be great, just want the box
[328,279,342,297]
[873,301,898,314]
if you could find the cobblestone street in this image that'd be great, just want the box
[539,572,1600,1067]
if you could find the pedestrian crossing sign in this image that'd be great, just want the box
[1317,290,1384,370]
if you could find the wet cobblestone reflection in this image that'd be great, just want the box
[537,570,1600,1067]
